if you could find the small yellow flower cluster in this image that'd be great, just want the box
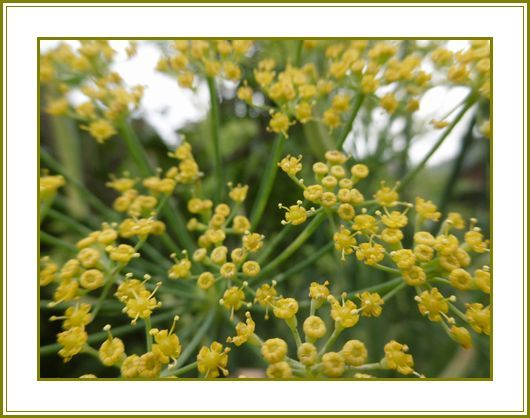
[279,148,490,349]
[41,41,144,143]
[157,40,254,88]
[40,173,65,201]
[227,281,421,378]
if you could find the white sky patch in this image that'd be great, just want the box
[41,39,472,163]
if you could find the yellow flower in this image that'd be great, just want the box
[242,261,260,277]
[228,183,249,203]
[465,303,490,335]
[474,267,491,294]
[341,340,367,366]
[297,342,318,366]
[450,326,473,349]
[322,352,345,377]
[356,292,384,317]
[268,112,291,137]
[278,154,303,176]
[449,268,473,290]
[137,352,162,378]
[333,225,357,261]
[122,283,162,324]
[83,119,116,143]
[273,297,299,320]
[80,269,105,290]
[355,242,385,266]
[197,272,215,290]
[107,244,140,264]
[54,303,92,329]
[383,340,414,375]
[232,215,251,234]
[374,183,399,207]
[303,315,327,341]
[99,325,125,366]
[351,164,369,179]
[266,361,293,378]
[402,266,426,286]
[279,202,308,226]
[391,249,416,270]
[227,312,255,346]
[57,326,87,362]
[197,342,230,378]
[40,174,65,200]
[77,247,101,268]
[329,296,359,328]
[414,288,450,322]
[415,197,441,221]
[242,232,264,253]
[261,338,288,363]
[121,354,140,378]
[380,93,398,114]
[151,320,182,364]
[221,286,246,318]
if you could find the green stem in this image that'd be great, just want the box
[250,135,284,230]
[399,94,476,190]
[254,212,326,281]
[165,361,198,377]
[117,121,153,177]
[319,323,343,356]
[40,231,77,252]
[285,318,302,349]
[145,316,153,351]
[257,223,293,264]
[41,149,117,220]
[270,242,334,285]
[382,281,407,302]
[438,116,476,219]
[372,263,401,275]
[206,77,224,203]
[336,94,364,149]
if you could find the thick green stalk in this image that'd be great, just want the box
[40,231,77,252]
[206,77,224,202]
[399,95,476,191]
[382,281,407,302]
[254,212,326,281]
[250,135,284,230]
[50,115,87,218]
[336,94,365,149]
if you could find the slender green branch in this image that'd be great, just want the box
[165,361,198,378]
[145,316,153,351]
[40,231,77,252]
[382,281,407,302]
[257,223,293,264]
[319,323,344,356]
[206,77,224,202]
[253,212,326,281]
[399,94,477,190]
[336,94,364,149]
[271,242,334,285]
[250,135,284,230]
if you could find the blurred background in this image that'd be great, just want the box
[40,39,490,378]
